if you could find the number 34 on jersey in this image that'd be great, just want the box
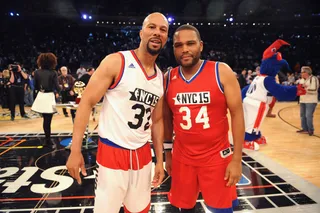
[173,91,211,130]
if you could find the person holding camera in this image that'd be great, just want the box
[8,64,29,121]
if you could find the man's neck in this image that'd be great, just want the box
[180,60,203,80]
[134,48,157,71]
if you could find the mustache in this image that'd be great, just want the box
[148,38,162,44]
[180,54,193,59]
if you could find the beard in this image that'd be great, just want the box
[176,52,201,68]
[146,41,163,56]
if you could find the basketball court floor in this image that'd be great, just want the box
[0,102,319,213]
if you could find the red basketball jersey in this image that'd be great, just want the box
[166,60,232,166]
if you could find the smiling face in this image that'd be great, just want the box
[139,13,169,56]
[173,29,203,68]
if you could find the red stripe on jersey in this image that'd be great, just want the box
[109,52,125,89]
[253,102,266,129]
[96,140,151,170]
[130,50,157,80]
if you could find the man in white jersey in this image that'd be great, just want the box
[66,12,169,213]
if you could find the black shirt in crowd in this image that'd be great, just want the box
[79,73,91,86]
[12,72,26,87]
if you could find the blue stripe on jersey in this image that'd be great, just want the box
[165,69,171,94]
[99,137,128,149]
[206,199,239,213]
[99,137,147,150]
[215,62,224,93]
[179,60,206,84]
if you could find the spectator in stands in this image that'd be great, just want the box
[238,69,247,89]
[79,67,95,85]
[76,65,86,79]
[58,66,76,118]
[297,66,319,136]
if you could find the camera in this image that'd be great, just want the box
[11,65,19,72]
[9,63,20,72]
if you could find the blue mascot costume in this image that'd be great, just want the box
[242,39,306,150]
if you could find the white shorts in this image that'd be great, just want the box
[94,140,152,213]
[243,98,269,134]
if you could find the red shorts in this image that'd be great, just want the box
[168,156,238,210]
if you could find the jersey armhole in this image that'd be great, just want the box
[109,52,125,90]
[165,69,171,95]
[215,62,224,93]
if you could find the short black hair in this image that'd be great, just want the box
[174,24,201,41]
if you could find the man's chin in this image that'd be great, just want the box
[180,61,194,68]
[147,47,161,56]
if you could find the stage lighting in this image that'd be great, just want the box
[167,17,174,22]
[10,12,14,16]
[82,14,87,20]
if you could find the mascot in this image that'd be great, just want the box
[242,39,306,150]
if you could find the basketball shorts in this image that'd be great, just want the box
[168,156,238,212]
[94,138,152,213]
[243,98,269,134]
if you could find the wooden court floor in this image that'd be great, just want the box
[1,101,319,187]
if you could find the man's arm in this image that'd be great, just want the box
[163,72,174,176]
[20,71,28,79]
[70,53,121,153]
[219,63,244,186]
[9,72,14,83]
[219,62,244,162]
[151,96,164,164]
[163,72,173,149]
[151,95,165,187]
[307,76,319,91]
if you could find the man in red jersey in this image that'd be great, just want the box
[164,24,244,213]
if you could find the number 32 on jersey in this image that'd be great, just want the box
[179,106,210,130]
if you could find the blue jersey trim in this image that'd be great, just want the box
[215,62,224,93]
[179,60,206,84]
[206,199,239,213]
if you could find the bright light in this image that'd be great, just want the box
[82,14,87,19]
[16,13,19,16]
[168,17,173,22]
[89,16,92,19]
[10,12,14,16]
[229,17,234,22]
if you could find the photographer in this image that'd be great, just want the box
[8,64,29,121]
[0,70,9,108]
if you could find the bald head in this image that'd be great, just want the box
[142,12,169,29]
[139,12,169,56]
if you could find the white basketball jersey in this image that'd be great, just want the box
[244,76,270,103]
[98,50,164,149]
[243,75,273,134]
